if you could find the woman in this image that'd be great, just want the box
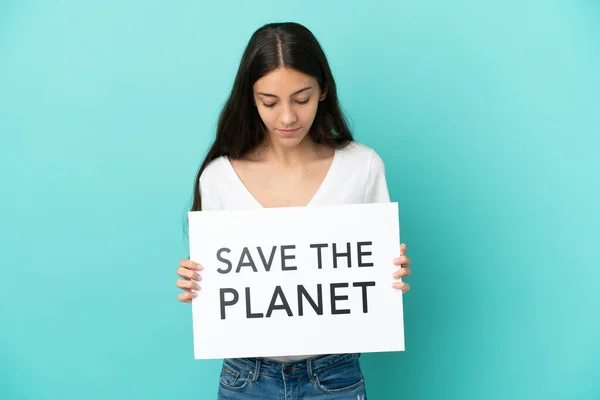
[176,22,412,399]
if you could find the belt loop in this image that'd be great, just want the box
[251,358,261,382]
[307,358,315,383]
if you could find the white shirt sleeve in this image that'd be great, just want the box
[364,149,391,203]
[199,170,222,211]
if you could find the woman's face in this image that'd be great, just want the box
[253,67,326,148]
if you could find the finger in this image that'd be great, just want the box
[400,243,407,256]
[176,279,201,291]
[178,291,198,303]
[179,259,203,270]
[176,266,199,280]
[176,267,202,281]
[392,282,410,293]
[393,255,411,267]
[392,268,412,279]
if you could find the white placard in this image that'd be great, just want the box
[188,202,404,359]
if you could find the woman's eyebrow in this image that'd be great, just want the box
[256,86,313,98]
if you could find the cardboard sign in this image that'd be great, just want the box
[188,203,404,359]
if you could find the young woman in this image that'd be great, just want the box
[176,22,412,399]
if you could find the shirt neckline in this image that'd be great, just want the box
[223,148,341,209]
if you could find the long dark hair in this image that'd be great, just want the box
[191,22,353,211]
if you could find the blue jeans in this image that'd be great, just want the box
[217,353,367,399]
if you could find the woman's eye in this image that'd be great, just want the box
[262,98,309,108]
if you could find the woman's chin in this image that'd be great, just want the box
[270,130,308,146]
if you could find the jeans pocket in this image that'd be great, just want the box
[219,361,251,391]
[314,356,365,394]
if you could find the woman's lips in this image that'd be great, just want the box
[278,128,300,136]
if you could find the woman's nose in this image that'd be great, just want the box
[279,104,298,126]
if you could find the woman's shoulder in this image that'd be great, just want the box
[199,156,229,186]
[338,141,385,169]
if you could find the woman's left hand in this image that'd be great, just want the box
[392,243,411,293]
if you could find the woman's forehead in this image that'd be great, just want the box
[254,67,317,96]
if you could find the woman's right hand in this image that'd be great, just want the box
[176,259,203,303]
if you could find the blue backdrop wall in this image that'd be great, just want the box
[1,1,599,399]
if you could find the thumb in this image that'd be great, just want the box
[400,243,407,256]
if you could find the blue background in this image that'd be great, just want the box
[1,1,599,399]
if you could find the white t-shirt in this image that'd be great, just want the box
[198,141,391,362]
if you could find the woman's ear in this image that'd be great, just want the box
[319,86,328,101]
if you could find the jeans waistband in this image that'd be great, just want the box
[224,353,360,379]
